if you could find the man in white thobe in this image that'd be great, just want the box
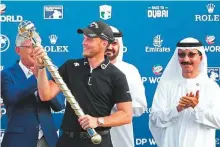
[105,26,148,147]
[149,37,220,147]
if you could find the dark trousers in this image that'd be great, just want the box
[56,132,113,147]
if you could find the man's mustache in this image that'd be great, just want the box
[106,49,115,53]
[181,62,193,65]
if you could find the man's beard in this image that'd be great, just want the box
[105,49,120,61]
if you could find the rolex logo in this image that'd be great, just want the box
[195,3,219,22]
[206,3,215,14]
[49,34,58,44]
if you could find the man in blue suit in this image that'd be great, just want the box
[1,32,65,147]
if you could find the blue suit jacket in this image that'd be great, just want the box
[1,62,65,147]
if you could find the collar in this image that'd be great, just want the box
[179,73,204,85]
[83,56,110,70]
[18,60,33,78]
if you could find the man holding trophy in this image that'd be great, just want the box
[33,20,133,147]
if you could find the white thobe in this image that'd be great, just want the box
[111,61,147,147]
[149,74,220,147]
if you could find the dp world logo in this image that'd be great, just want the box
[0,4,6,14]
[0,34,10,52]
[206,35,215,45]
[152,64,163,75]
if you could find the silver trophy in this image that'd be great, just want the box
[18,20,102,144]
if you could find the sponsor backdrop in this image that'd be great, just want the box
[1,1,220,146]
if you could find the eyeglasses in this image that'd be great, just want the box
[18,46,33,49]
[178,52,201,58]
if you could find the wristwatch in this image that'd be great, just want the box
[97,117,104,126]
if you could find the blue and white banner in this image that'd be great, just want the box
[1,1,220,146]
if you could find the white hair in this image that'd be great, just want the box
[15,32,41,47]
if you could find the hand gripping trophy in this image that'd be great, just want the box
[18,20,102,144]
